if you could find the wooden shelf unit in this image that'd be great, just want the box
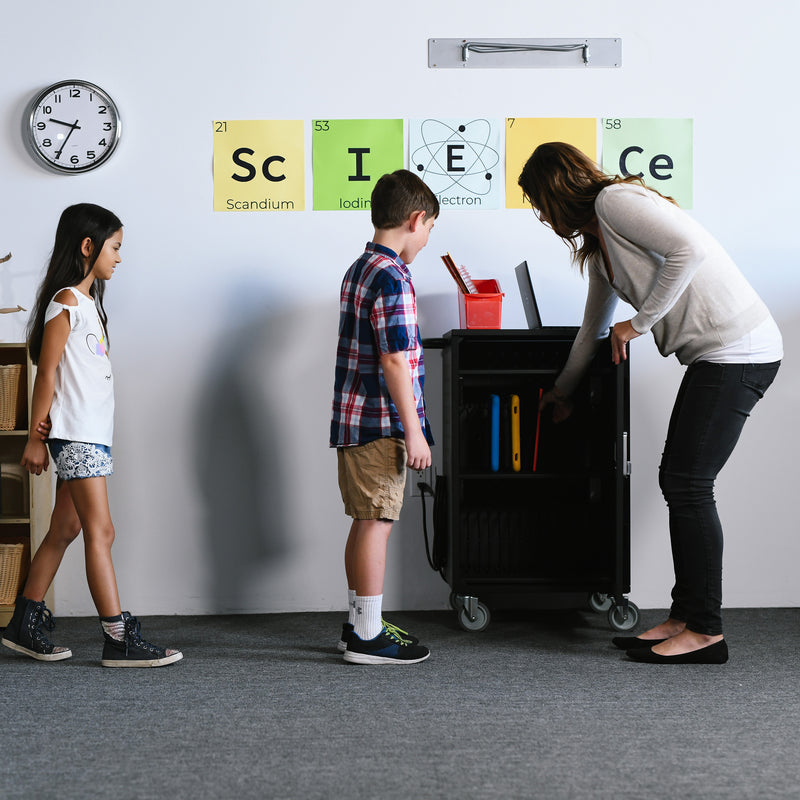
[1,343,54,626]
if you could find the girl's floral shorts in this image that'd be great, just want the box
[48,439,114,481]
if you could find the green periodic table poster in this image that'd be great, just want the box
[312,119,404,210]
[602,118,693,208]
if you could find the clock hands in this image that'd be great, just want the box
[49,118,81,160]
[49,118,81,130]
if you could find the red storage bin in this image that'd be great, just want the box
[457,279,504,329]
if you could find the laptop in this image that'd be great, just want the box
[514,261,542,330]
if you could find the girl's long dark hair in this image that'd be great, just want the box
[27,203,122,364]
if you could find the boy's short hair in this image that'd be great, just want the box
[371,169,439,229]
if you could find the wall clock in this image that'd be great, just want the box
[24,80,121,173]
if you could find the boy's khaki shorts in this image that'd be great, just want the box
[337,437,407,520]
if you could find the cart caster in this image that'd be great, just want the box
[449,591,463,611]
[458,601,491,632]
[587,592,613,613]
[608,601,639,632]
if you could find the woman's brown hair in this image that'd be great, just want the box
[518,142,673,273]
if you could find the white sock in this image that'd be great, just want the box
[347,589,357,625]
[353,594,382,641]
[100,615,125,641]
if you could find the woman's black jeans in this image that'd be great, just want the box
[658,360,780,635]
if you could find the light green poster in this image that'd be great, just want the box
[312,119,404,210]
[602,118,693,208]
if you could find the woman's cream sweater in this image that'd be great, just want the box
[555,183,769,396]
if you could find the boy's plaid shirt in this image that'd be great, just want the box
[330,242,433,447]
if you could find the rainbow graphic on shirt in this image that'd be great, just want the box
[86,333,107,357]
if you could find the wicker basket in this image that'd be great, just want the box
[0,364,25,431]
[0,543,27,605]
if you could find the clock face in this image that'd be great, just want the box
[25,80,121,173]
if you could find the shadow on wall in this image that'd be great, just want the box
[417,292,459,340]
[193,288,303,613]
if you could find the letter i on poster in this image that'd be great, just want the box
[312,119,404,210]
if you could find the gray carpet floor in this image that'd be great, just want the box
[1,607,799,800]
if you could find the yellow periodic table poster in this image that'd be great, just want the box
[213,120,305,212]
[505,118,597,209]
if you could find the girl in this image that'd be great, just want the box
[1,203,181,667]
[519,143,782,664]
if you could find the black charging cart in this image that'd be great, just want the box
[426,328,638,632]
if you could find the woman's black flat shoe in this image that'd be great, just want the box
[612,635,667,650]
[627,639,728,664]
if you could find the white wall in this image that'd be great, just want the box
[2,1,798,616]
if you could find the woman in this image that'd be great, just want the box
[519,142,782,664]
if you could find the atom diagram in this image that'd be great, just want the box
[412,119,500,197]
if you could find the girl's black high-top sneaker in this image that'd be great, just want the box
[1,595,72,661]
[100,611,182,668]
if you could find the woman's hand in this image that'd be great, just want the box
[610,320,642,365]
[540,387,574,424]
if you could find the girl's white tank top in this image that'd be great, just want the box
[44,286,114,446]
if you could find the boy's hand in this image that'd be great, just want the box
[21,438,49,475]
[379,350,432,469]
[405,429,432,471]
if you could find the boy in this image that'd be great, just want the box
[330,169,439,665]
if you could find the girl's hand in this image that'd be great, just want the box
[35,417,51,441]
[610,320,642,365]
[540,388,574,424]
[21,438,49,475]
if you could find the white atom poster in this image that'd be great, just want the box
[409,118,504,209]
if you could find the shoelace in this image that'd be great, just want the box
[37,604,56,632]
[28,602,57,646]
[122,615,160,656]
[382,620,412,643]
[383,625,412,646]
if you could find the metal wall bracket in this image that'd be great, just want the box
[428,38,621,69]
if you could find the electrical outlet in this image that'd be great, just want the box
[408,465,437,497]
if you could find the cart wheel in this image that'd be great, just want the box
[458,602,491,632]
[608,602,639,632]
[449,591,463,611]
[587,592,613,613]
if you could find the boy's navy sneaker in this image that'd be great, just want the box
[337,622,355,652]
[337,618,420,652]
[343,625,430,665]
[1,595,72,662]
[101,612,183,668]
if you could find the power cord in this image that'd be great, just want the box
[418,478,446,577]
